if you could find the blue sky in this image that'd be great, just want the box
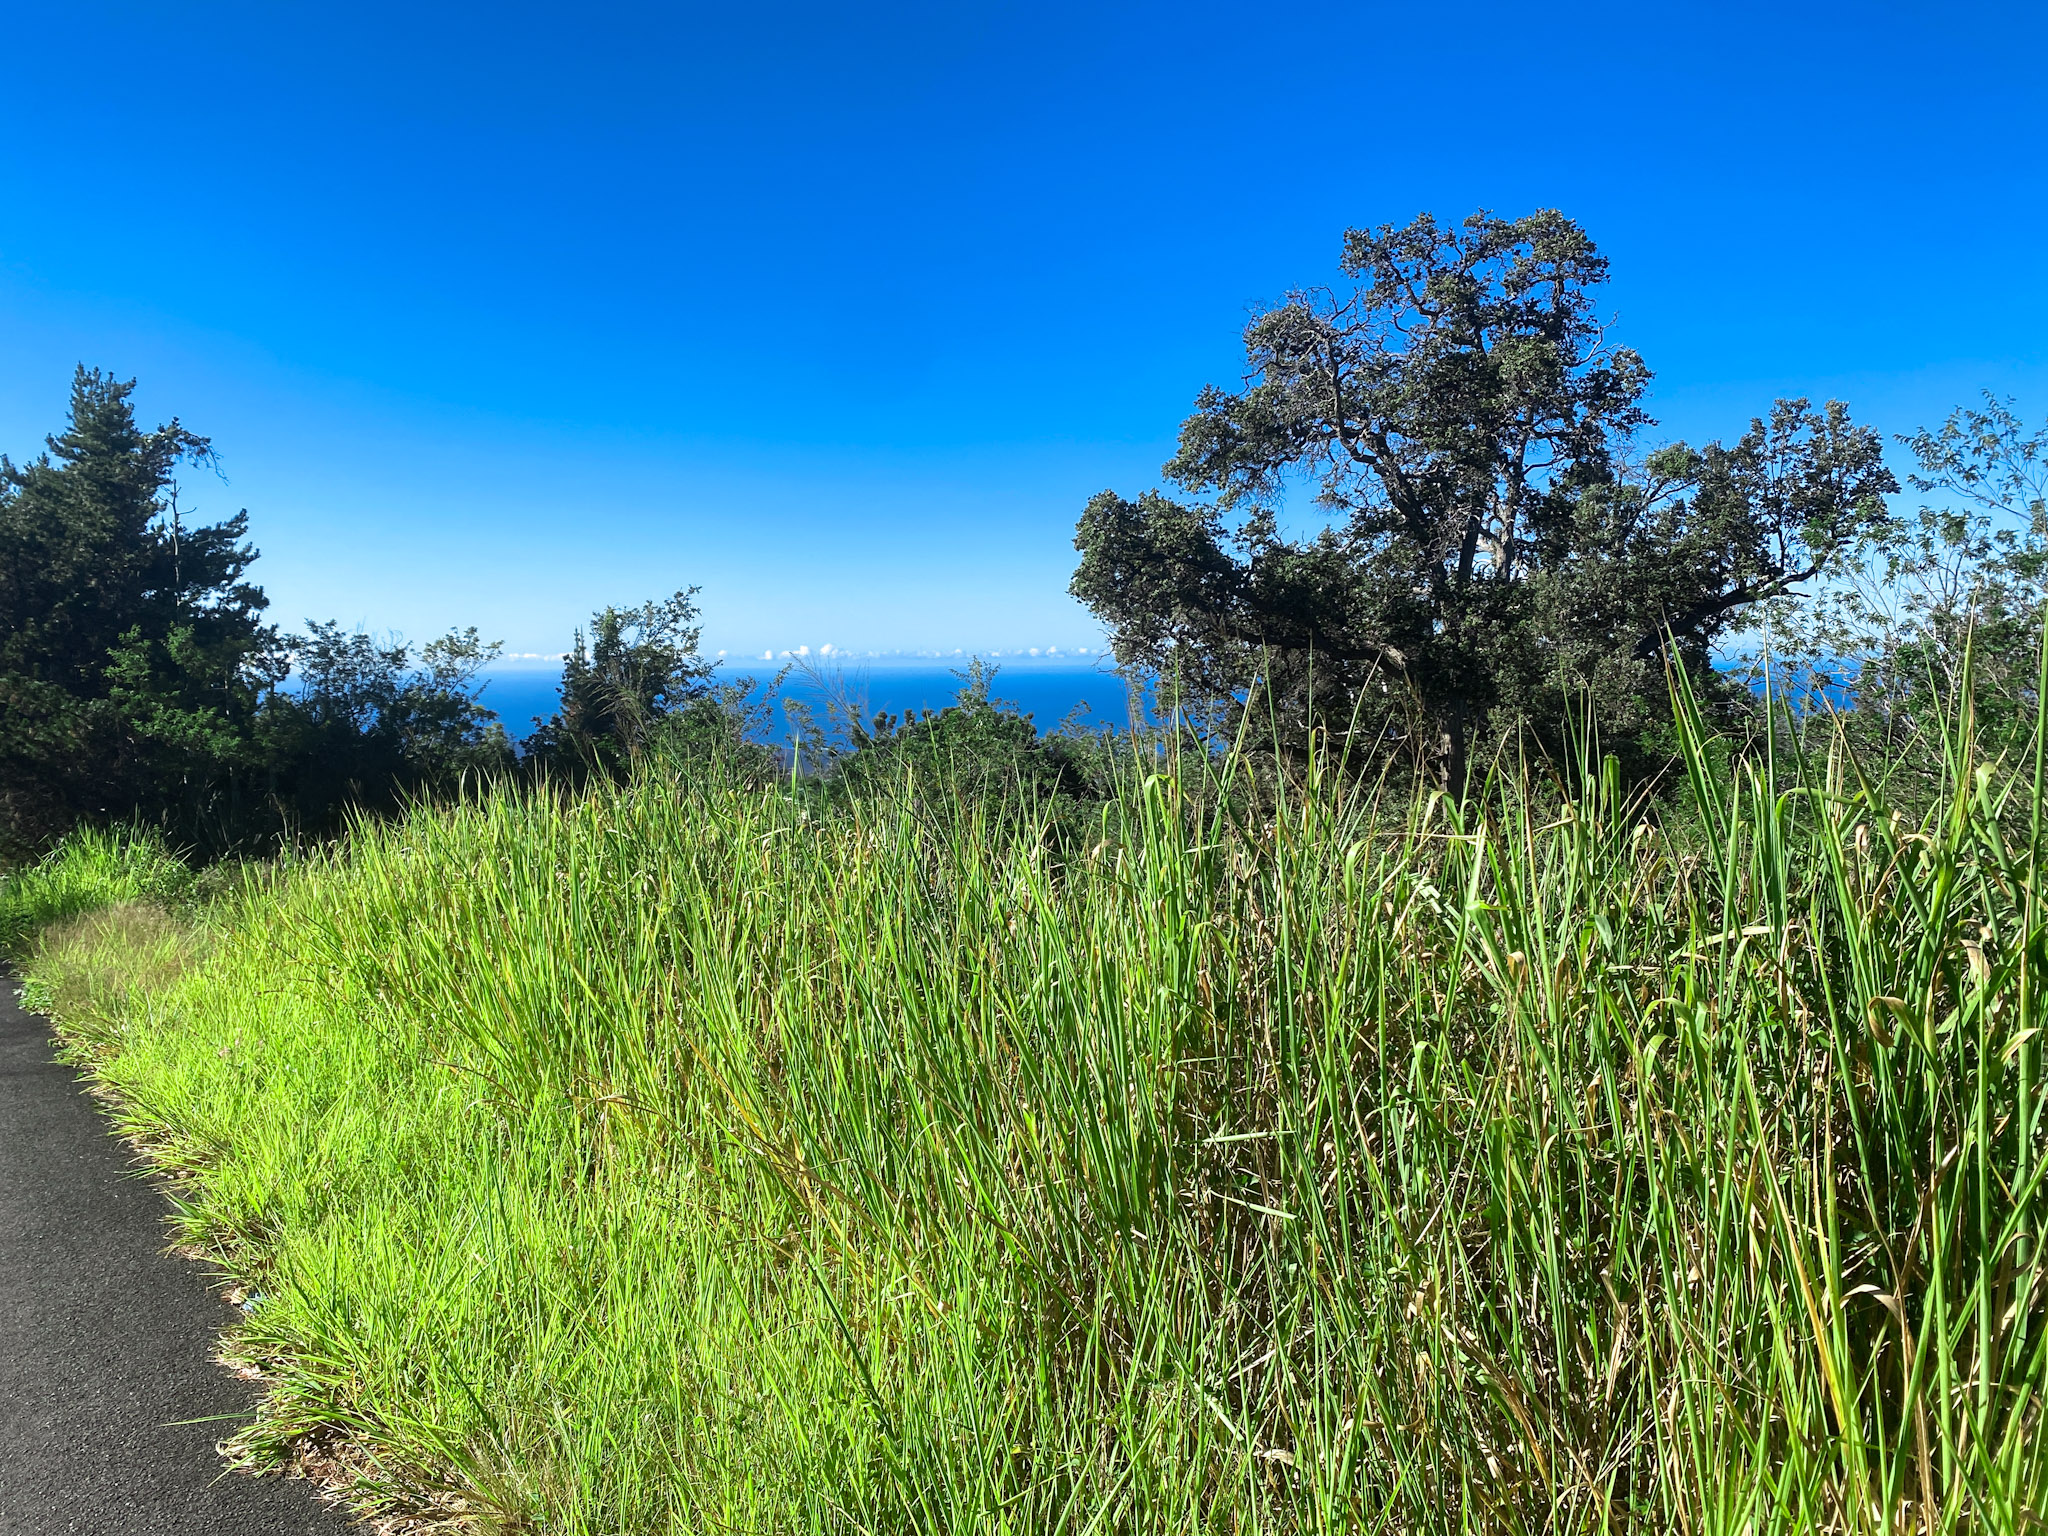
[1,1,2042,662]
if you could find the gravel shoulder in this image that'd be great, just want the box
[0,972,350,1535]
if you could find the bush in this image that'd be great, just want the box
[819,658,1108,836]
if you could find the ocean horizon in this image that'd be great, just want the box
[477,658,1148,746]
[476,649,1843,751]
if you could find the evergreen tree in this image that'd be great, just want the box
[526,591,717,779]
[0,367,274,850]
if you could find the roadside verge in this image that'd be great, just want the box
[0,970,351,1536]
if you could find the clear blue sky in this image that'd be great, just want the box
[1,1,2042,662]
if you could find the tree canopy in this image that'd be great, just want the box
[1071,210,1898,792]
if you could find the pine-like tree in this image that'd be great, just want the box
[0,367,274,850]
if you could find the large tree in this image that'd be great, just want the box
[1071,210,1898,793]
[0,367,274,848]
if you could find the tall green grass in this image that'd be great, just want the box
[21,686,2046,1533]
[0,825,193,951]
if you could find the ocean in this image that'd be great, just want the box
[472,654,1823,752]
[476,661,1148,748]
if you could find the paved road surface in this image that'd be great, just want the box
[0,973,350,1534]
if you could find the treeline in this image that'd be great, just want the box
[7,210,2047,860]
[0,368,1100,859]
[0,371,708,855]
[0,369,493,854]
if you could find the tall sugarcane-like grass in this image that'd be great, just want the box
[20,675,2046,1533]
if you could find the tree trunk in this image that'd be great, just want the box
[1436,698,1471,806]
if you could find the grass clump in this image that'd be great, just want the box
[0,825,194,952]
[17,685,2048,1534]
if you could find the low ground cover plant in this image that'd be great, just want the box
[9,679,2046,1534]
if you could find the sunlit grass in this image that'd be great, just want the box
[0,824,192,951]
[12,677,2047,1533]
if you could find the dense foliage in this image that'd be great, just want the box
[1072,211,1899,793]
[809,657,1108,830]
[0,369,517,855]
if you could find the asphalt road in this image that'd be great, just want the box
[0,973,350,1535]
